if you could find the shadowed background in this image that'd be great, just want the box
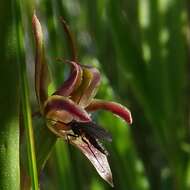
[1,0,190,190]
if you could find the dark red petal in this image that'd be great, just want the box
[53,60,82,96]
[44,95,91,123]
[79,66,101,107]
[71,66,101,107]
[69,136,113,187]
[86,99,133,125]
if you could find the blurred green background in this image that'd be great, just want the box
[1,0,190,189]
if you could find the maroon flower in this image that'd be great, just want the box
[32,14,132,187]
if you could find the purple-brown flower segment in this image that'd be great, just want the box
[32,14,132,187]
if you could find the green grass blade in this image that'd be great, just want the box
[0,1,20,189]
[18,6,39,190]
[20,71,39,190]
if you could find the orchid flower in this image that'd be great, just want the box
[32,14,132,187]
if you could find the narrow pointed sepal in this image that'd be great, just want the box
[86,99,133,125]
[32,14,49,112]
[69,136,114,187]
[60,18,78,62]
[44,95,91,123]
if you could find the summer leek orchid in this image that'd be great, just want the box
[32,14,132,187]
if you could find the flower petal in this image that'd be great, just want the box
[32,14,49,112]
[44,95,91,123]
[46,119,72,137]
[69,136,113,187]
[71,66,101,107]
[86,99,133,125]
[53,60,82,96]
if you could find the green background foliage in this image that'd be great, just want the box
[1,0,190,189]
[0,1,20,189]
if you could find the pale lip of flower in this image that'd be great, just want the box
[32,14,132,187]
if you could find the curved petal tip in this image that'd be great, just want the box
[86,99,133,125]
